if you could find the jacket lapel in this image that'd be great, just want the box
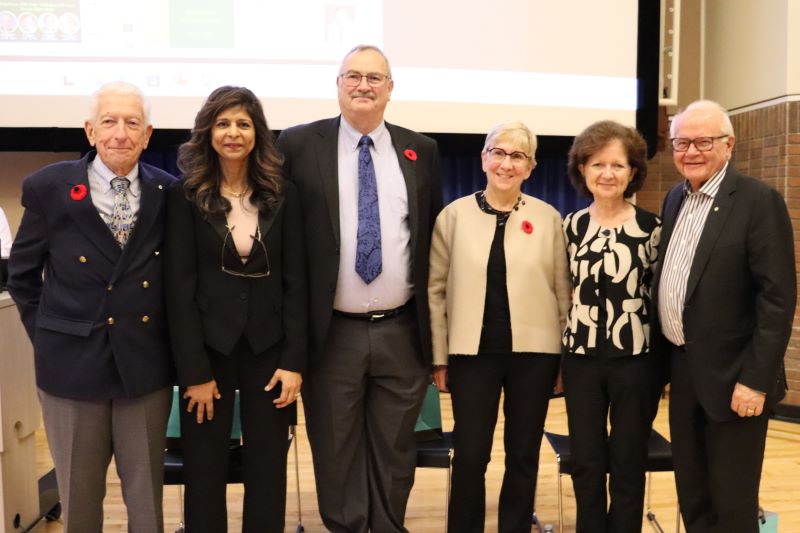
[387,122,419,257]
[206,213,239,261]
[316,118,341,247]
[65,154,122,264]
[684,168,738,302]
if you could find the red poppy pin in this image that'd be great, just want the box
[521,220,533,234]
[404,148,418,161]
[70,184,87,201]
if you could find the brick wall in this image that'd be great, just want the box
[637,101,800,404]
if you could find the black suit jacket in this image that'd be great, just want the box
[164,179,307,387]
[8,152,175,400]
[277,117,443,366]
[652,166,795,421]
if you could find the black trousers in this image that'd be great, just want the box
[669,347,769,533]
[447,353,560,533]
[180,339,290,533]
[561,353,662,533]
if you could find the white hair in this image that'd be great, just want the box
[340,44,393,79]
[483,120,538,159]
[88,81,151,125]
[670,99,734,138]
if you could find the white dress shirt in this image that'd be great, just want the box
[334,117,413,312]
[88,156,142,226]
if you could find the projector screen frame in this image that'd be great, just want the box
[0,1,659,157]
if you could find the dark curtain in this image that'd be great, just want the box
[140,133,587,218]
[434,133,588,218]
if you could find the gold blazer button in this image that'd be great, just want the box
[142,281,150,289]
[79,256,87,263]
[142,315,150,323]
[107,317,115,325]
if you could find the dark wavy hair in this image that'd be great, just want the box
[178,86,283,216]
[567,120,648,199]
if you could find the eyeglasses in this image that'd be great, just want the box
[221,225,270,278]
[670,135,729,152]
[339,71,391,87]
[486,147,531,166]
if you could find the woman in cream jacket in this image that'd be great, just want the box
[429,121,571,533]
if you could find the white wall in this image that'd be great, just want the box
[703,0,791,109]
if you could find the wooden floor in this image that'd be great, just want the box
[33,393,800,532]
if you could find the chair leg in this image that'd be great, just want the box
[675,505,681,533]
[290,425,304,532]
[556,470,564,533]
[445,452,452,533]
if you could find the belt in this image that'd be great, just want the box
[333,300,411,323]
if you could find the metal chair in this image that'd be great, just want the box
[163,387,304,533]
[543,428,680,533]
[416,431,454,531]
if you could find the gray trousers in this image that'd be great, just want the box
[304,310,428,533]
[39,386,172,533]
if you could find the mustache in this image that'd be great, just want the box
[351,90,375,99]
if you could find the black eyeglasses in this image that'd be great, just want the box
[670,135,729,152]
[339,71,390,87]
[221,225,270,278]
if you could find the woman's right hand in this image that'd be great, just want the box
[433,365,449,393]
[184,379,221,424]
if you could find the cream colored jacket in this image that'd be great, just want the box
[428,193,571,365]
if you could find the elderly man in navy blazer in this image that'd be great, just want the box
[8,82,175,533]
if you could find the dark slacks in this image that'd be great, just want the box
[180,340,290,533]
[303,310,428,533]
[447,353,560,533]
[669,347,769,533]
[39,386,172,533]
[561,353,662,533]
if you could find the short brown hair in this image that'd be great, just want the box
[567,120,648,199]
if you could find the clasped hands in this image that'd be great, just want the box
[184,369,302,423]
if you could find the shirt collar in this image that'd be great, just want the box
[339,116,388,154]
[682,161,728,199]
[90,155,141,197]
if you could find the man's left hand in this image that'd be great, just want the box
[730,382,766,418]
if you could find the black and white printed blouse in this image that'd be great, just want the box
[562,205,661,358]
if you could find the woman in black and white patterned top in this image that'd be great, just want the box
[562,120,664,533]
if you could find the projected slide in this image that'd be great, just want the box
[0,0,639,134]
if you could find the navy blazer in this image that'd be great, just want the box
[8,152,176,400]
[651,166,795,420]
[277,117,443,366]
[164,179,308,387]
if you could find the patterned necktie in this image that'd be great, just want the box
[109,177,134,247]
[355,135,382,284]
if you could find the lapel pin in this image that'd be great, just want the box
[713,207,719,212]
[158,184,163,190]
[403,148,417,161]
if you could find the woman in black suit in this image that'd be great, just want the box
[165,86,307,533]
